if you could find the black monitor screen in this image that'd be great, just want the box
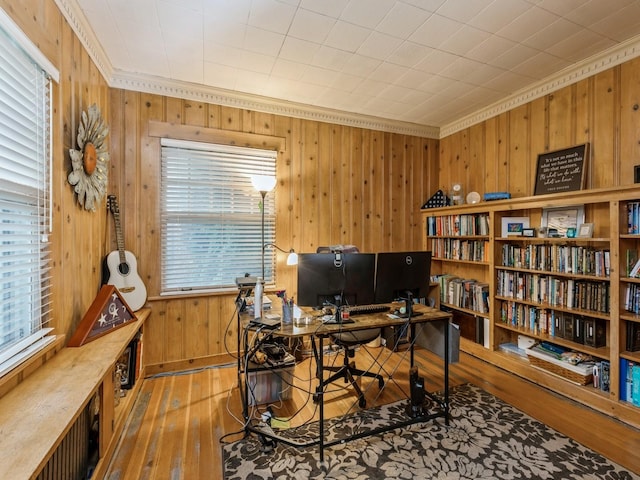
[296,253,376,308]
[373,251,432,303]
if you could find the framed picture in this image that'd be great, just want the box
[522,228,536,237]
[501,217,530,237]
[541,205,585,237]
[577,223,594,238]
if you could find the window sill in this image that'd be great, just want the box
[0,334,65,400]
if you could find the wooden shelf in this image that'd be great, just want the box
[423,186,640,427]
[0,308,149,480]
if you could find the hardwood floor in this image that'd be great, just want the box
[104,346,640,479]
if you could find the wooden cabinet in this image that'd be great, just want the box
[422,186,640,428]
[0,308,149,480]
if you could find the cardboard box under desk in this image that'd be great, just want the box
[247,354,295,406]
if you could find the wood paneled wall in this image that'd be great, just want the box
[8,0,640,375]
[0,0,110,354]
[108,91,439,369]
[439,57,640,196]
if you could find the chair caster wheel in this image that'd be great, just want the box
[358,397,366,408]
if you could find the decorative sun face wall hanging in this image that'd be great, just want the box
[68,103,109,211]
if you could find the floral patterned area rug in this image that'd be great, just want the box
[222,383,639,479]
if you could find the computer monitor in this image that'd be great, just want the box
[296,253,376,308]
[373,251,432,305]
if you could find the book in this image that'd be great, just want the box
[626,249,638,276]
[627,321,640,352]
[629,258,640,278]
[599,360,610,392]
[633,364,640,406]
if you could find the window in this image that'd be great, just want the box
[160,138,277,293]
[0,10,58,376]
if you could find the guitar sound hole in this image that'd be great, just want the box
[118,263,130,275]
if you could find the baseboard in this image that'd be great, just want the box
[145,353,235,376]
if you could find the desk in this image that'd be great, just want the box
[238,303,452,463]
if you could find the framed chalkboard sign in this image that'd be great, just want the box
[533,144,588,195]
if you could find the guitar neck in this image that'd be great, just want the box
[112,209,127,264]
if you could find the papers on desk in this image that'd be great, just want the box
[245,295,272,309]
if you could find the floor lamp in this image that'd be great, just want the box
[251,175,276,280]
[251,175,298,282]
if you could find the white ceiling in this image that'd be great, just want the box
[64,0,640,137]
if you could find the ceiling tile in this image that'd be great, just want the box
[496,6,558,42]
[466,35,517,64]
[203,62,238,90]
[410,14,463,49]
[439,25,492,56]
[521,17,584,51]
[546,30,615,64]
[300,0,348,17]
[324,20,371,52]
[243,26,285,56]
[248,0,297,34]
[357,31,403,61]
[203,19,246,48]
[288,7,336,43]
[467,0,532,32]
[340,0,396,29]
[312,46,353,71]
[389,42,434,68]
[435,0,493,23]
[279,36,320,64]
[376,2,432,39]
[203,0,251,23]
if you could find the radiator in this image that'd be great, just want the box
[35,401,94,480]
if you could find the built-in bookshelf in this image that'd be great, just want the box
[425,210,491,347]
[421,186,640,428]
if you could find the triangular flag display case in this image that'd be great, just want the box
[422,189,449,209]
[68,284,137,347]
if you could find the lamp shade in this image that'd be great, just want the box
[286,250,298,266]
[251,174,276,193]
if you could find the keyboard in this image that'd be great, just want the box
[345,304,390,316]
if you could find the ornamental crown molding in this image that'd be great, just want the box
[440,34,640,137]
[53,0,113,82]
[55,0,640,140]
[110,71,440,138]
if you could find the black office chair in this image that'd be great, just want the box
[314,328,384,408]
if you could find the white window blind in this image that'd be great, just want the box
[160,138,277,293]
[0,19,55,375]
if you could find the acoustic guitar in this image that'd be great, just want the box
[104,195,147,310]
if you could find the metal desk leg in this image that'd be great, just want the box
[410,323,416,368]
[444,318,450,426]
[317,335,325,463]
